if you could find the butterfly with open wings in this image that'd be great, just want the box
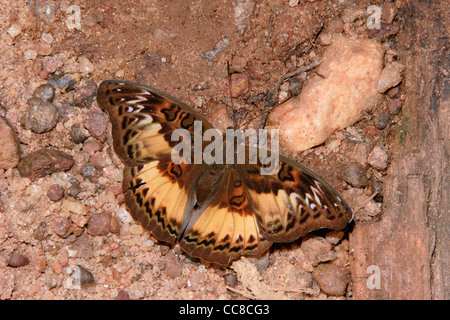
[96,80,353,266]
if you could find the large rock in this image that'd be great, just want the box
[0,117,21,169]
[17,149,74,180]
[267,36,384,152]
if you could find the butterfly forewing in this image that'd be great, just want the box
[97,80,214,166]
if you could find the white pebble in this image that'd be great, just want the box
[41,33,54,44]
[7,24,22,38]
[24,49,37,60]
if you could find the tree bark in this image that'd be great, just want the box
[350,0,449,299]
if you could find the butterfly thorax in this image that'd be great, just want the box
[194,164,227,207]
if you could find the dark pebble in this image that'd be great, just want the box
[341,162,368,188]
[32,83,55,102]
[47,184,65,201]
[33,222,47,241]
[73,79,97,108]
[67,183,82,198]
[23,97,59,133]
[374,112,391,130]
[77,265,96,287]
[47,73,81,93]
[372,179,384,203]
[69,124,89,144]
[81,165,97,178]
[288,78,303,96]
[17,149,75,180]
[87,211,111,236]
[8,252,30,268]
[52,216,72,238]
[223,272,238,287]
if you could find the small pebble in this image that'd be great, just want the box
[62,199,86,215]
[71,213,89,228]
[301,236,333,265]
[340,162,368,188]
[32,83,55,102]
[23,97,59,133]
[288,78,303,96]
[224,272,238,287]
[128,283,145,300]
[69,124,89,144]
[387,99,402,115]
[115,290,130,300]
[129,224,144,235]
[163,254,183,279]
[201,37,230,60]
[109,216,121,234]
[87,212,111,236]
[47,184,65,201]
[367,23,400,42]
[81,165,98,178]
[378,63,402,93]
[77,265,96,287]
[8,252,30,268]
[33,222,47,241]
[51,261,63,274]
[47,73,81,93]
[70,233,94,260]
[73,79,97,108]
[0,117,21,170]
[24,49,37,60]
[36,42,52,56]
[41,33,53,44]
[368,146,389,170]
[52,216,72,238]
[374,112,391,130]
[67,183,82,198]
[35,258,47,273]
[312,263,348,296]
[85,109,107,141]
[77,56,95,75]
[42,55,64,74]
[83,139,103,153]
[7,24,22,37]
[246,60,265,80]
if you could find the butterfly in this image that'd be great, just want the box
[96,80,353,266]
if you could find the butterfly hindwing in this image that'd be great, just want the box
[123,157,204,244]
[180,168,272,265]
[238,153,353,243]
